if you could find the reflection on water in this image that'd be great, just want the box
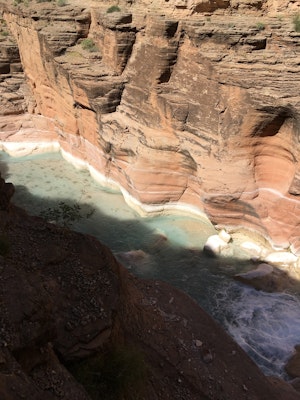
[1,150,300,379]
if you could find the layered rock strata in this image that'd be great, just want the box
[0,0,300,250]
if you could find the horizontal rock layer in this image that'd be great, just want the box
[0,0,300,249]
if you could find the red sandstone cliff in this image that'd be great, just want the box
[1,2,300,398]
[0,0,300,248]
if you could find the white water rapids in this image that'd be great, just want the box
[1,150,300,379]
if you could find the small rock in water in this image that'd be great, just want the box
[203,235,229,257]
[116,249,150,267]
[234,263,291,292]
[236,263,273,280]
[150,229,168,249]
[285,345,300,378]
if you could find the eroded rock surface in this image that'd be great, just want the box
[1,0,300,250]
[1,2,300,398]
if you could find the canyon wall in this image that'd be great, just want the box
[0,0,300,250]
[2,173,299,400]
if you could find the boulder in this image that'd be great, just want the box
[218,229,231,243]
[264,251,298,266]
[115,249,151,268]
[234,263,292,292]
[268,376,300,400]
[240,241,263,258]
[203,234,229,256]
[286,346,300,378]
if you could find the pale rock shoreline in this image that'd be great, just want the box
[2,138,300,286]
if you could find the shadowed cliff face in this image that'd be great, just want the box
[0,0,300,250]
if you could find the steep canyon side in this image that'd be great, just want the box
[0,0,300,249]
[2,173,300,400]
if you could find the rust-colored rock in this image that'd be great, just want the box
[0,2,300,398]
[1,0,300,249]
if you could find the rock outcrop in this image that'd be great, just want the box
[234,262,293,291]
[0,0,300,250]
[1,173,300,399]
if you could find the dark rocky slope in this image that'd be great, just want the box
[1,175,300,399]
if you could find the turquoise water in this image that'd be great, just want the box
[1,150,300,379]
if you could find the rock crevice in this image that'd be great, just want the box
[0,0,300,248]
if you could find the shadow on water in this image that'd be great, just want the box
[2,151,300,378]
[0,153,9,179]
[8,182,257,308]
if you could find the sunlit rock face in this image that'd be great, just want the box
[0,0,300,249]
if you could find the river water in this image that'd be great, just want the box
[1,149,300,379]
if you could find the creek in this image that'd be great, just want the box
[1,149,300,379]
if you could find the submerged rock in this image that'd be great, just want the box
[237,262,274,278]
[234,263,292,292]
[115,249,151,268]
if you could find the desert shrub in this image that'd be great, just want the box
[293,14,300,32]
[0,234,10,257]
[256,22,265,31]
[68,346,148,400]
[57,0,66,5]
[1,31,9,37]
[39,201,95,228]
[81,38,98,52]
[107,5,121,13]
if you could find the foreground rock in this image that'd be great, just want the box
[234,262,293,292]
[1,177,300,399]
[286,346,300,379]
[203,230,231,256]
